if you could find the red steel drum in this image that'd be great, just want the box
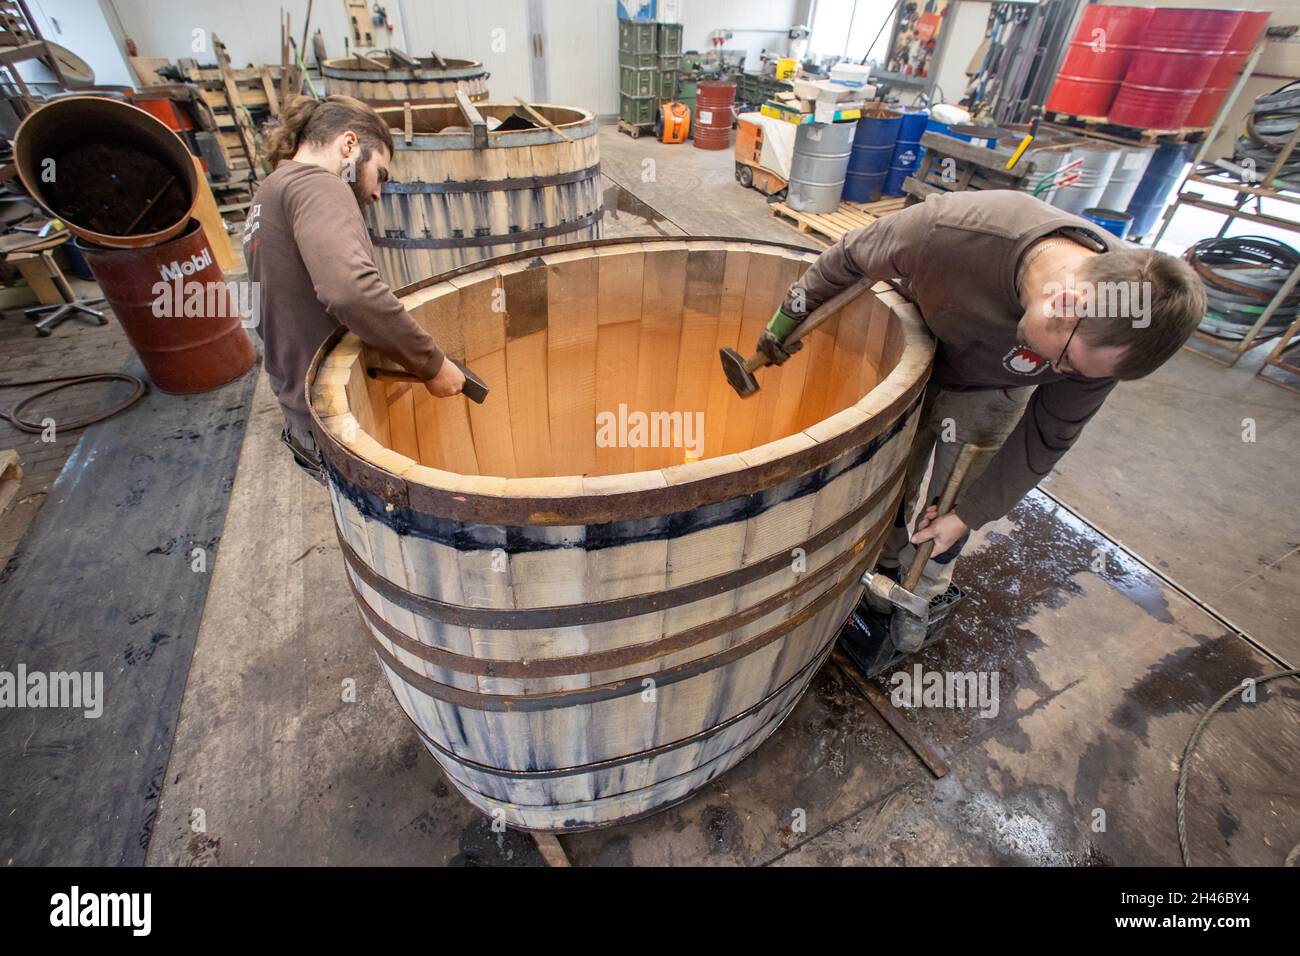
[1045,5,1154,117]
[77,220,256,394]
[1185,10,1272,128]
[693,81,736,151]
[1109,8,1245,129]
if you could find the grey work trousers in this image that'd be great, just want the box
[877,384,1034,601]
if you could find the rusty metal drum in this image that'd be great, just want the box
[76,220,256,394]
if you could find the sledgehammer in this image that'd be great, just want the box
[720,277,874,398]
[861,442,989,621]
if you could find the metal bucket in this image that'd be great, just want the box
[694,81,736,150]
[1049,140,1122,215]
[1017,140,1079,205]
[14,96,198,249]
[76,220,256,394]
[1083,207,1134,240]
[1098,142,1155,211]
[788,120,856,214]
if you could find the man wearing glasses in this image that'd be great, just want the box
[757,189,1206,652]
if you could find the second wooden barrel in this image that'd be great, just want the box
[321,55,489,107]
[307,237,934,830]
[367,102,604,288]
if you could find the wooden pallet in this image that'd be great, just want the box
[617,118,654,139]
[769,196,907,246]
[1042,111,1207,145]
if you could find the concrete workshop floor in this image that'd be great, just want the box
[11,125,1300,866]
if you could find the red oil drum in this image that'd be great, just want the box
[1108,8,1245,129]
[1046,4,1155,116]
[694,81,736,150]
[1185,11,1271,128]
[76,220,256,394]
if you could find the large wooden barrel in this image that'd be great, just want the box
[366,102,603,288]
[321,55,489,107]
[307,236,934,831]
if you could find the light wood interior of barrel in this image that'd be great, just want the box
[377,103,588,135]
[332,243,906,480]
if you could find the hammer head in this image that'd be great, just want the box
[449,358,489,405]
[719,347,759,398]
[862,570,929,620]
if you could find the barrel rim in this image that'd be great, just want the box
[14,95,200,250]
[375,101,596,150]
[321,55,485,81]
[306,235,935,525]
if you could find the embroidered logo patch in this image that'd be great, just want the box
[1002,345,1048,376]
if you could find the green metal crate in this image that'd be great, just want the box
[619,49,657,69]
[657,54,681,72]
[657,69,677,98]
[620,65,658,97]
[620,93,658,127]
[656,22,683,55]
[619,19,658,53]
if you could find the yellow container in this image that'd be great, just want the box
[776,57,797,79]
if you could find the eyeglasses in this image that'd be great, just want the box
[1054,315,1084,374]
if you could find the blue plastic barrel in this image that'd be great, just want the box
[844,108,901,202]
[1083,207,1134,239]
[884,108,930,196]
[1125,142,1195,239]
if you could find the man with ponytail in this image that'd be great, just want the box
[245,94,464,477]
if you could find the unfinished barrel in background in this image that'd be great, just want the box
[321,55,489,107]
[307,236,935,831]
[368,102,603,288]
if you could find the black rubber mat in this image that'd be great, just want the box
[0,353,257,865]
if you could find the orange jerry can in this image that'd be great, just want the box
[661,101,691,144]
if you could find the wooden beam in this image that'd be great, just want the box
[212,34,260,182]
[456,91,488,150]
[0,449,22,518]
[514,97,572,142]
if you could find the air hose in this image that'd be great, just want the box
[0,372,148,433]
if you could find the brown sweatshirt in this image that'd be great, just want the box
[243,160,444,436]
[783,190,1121,530]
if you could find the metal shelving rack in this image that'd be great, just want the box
[1143,36,1300,369]
[1152,125,1300,367]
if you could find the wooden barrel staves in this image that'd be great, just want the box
[321,55,490,107]
[367,102,604,289]
[307,236,934,831]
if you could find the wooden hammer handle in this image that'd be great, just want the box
[902,442,986,593]
[782,277,875,349]
[740,276,876,378]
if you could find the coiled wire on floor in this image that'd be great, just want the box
[0,372,148,433]
[1184,235,1300,340]
[1177,667,1300,866]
